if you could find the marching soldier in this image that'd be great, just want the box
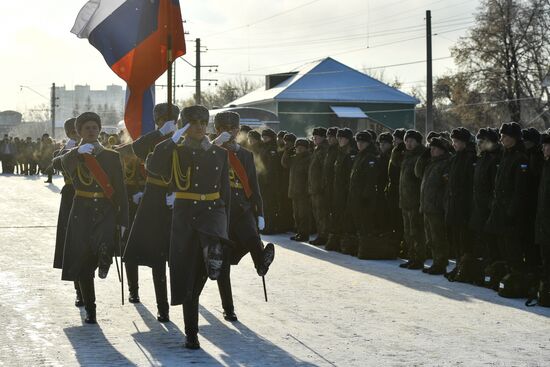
[58,112,129,324]
[486,122,529,298]
[325,128,357,252]
[212,112,275,321]
[419,137,451,275]
[282,137,312,242]
[51,118,82,306]
[308,127,329,246]
[398,130,426,270]
[259,128,281,234]
[535,133,550,307]
[123,103,179,322]
[446,128,476,282]
[147,105,230,350]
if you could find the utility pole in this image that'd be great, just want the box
[195,38,201,104]
[425,10,434,135]
[51,83,56,139]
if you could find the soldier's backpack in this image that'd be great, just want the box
[483,261,508,291]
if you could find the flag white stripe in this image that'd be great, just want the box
[71,0,127,39]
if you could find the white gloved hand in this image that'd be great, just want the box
[120,226,126,238]
[159,120,176,136]
[77,143,94,155]
[65,139,77,149]
[257,216,265,231]
[213,131,232,146]
[171,123,190,144]
[166,192,176,208]
[132,192,144,205]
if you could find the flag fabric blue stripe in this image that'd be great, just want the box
[88,0,159,67]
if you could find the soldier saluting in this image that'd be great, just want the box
[58,112,129,324]
[123,103,180,322]
[147,105,231,350]
[212,112,275,322]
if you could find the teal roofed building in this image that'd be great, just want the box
[226,57,419,136]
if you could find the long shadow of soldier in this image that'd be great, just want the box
[130,303,221,366]
[63,309,135,366]
[199,306,318,366]
[269,236,550,317]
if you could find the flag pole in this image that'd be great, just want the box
[166,1,173,108]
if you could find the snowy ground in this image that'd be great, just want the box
[0,174,548,367]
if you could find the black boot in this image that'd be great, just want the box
[399,260,413,268]
[424,264,447,275]
[79,276,97,324]
[407,260,425,270]
[153,266,170,322]
[223,310,238,322]
[184,334,201,350]
[126,263,140,303]
[74,281,84,307]
[97,243,112,279]
[256,243,275,277]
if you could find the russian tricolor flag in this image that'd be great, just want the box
[72,0,186,139]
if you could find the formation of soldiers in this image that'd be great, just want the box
[52,105,275,350]
[243,123,550,308]
[0,133,57,180]
[48,103,550,350]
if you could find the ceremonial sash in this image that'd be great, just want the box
[139,163,147,178]
[227,151,252,199]
[82,154,115,200]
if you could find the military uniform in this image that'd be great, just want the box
[277,134,295,232]
[259,130,281,234]
[486,123,529,297]
[535,134,550,306]
[147,106,230,348]
[323,128,340,244]
[59,112,129,323]
[419,138,451,274]
[399,131,426,269]
[282,139,312,241]
[347,132,378,257]
[386,130,406,254]
[308,128,329,245]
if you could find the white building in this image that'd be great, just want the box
[55,84,126,126]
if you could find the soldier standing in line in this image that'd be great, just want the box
[322,127,340,246]
[445,128,477,282]
[535,133,550,307]
[486,122,530,298]
[123,103,179,322]
[325,128,357,252]
[386,129,406,256]
[247,130,263,156]
[467,128,503,289]
[278,133,296,233]
[259,128,281,234]
[147,106,230,350]
[51,118,82,306]
[212,112,275,321]
[398,130,426,270]
[308,127,329,246]
[282,138,312,242]
[522,128,544,275]
[419,137,451,275]
[375,132,394,235]
[58,112,129,324]
[347,131,378,258]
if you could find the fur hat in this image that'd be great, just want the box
[451,127,472,143]
[393,128,406,140]
[327,127,339,137]
[541,133,550,145]
[247,130,261,141]
[312,127,327,137]
[214,111,240,130]
[522,127,541,145]
[476,128,500,143]
[277,130,288,139]
[153,103,180,124]
[426,131,440,142]
[500,122,522,140]
[430,137,450,152]
[378,132,393,144]
[295,138,310,149]
[336,128,353,140]
[283,133,297,143]
[355,131,372,143]
[64,118,76,135]
[240,125,252,133]
[75,112,101,133]
[404,129,423,144]
[181,105,209,123]
[261,128,277,139]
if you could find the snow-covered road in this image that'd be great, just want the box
[0,174,548,366]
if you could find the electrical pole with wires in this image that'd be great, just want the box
[426,10,434,135]
[50,83,57,139]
